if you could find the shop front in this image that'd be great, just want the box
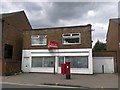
[22,49,93,74]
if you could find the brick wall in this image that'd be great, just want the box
[2,11,32,75]
[23,24,92,49]
[5,61,21,76]
[106,20,118,51]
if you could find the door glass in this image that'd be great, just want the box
[58,57,64,66]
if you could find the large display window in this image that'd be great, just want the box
[59,56,88,68]
[32,56,55,67]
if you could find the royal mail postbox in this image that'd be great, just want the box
[65,61,71,79]
[61,63,66,75]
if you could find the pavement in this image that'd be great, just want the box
[1,73,118,89]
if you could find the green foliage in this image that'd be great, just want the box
[93,40,106,52]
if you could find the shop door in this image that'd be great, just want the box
[22,57,30,72]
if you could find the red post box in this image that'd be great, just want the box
[65,61,71,79]
[61,64,66,75]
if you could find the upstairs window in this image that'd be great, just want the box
[62,33,80,44]
[31,35,47,46]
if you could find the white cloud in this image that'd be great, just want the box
[87,10,95,17]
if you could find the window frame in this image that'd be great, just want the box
[62,33,81,45]
[31,35,47,46]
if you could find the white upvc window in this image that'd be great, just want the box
[62,33,81,45]
[31,35,47,46]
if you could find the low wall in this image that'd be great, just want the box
[93,51,117,58]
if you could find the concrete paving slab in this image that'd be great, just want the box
[1,73,118,88]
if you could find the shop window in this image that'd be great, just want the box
[59,56,88,68]
[59,57,64,66]
[62,33,80,44]
[4,44,13,59]
[32,57,43,67]
[32,57,54,67]
[44,57,55,67]
[31,35,47,46]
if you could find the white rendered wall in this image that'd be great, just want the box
[22,49,93,74]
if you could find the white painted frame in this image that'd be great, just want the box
[31,35,47,46]
[62,33,81,45]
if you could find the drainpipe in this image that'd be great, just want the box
[1,19,4,75]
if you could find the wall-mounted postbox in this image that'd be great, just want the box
[61,63,66,75]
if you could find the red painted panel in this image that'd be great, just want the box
[61,64,66,75]
[48,41,58,49]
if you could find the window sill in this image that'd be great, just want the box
[31,44,47,46]
[62,43,81,45]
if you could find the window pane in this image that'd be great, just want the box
[31,37,40,44]
[65,56,76,68]
[32,57,43,67]
[44,57,55,67]
[58,57,64,66]
[72,33,79,36]
[63,34,70,36]
[65,56,88,68]
[31,35,47,45]
[63,37,79,44]
[78,56,88,68]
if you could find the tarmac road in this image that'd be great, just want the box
[1,83,119,90]
[1,83,85,89]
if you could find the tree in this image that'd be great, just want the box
[93,40,106,52]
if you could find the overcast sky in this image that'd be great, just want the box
[0,1,119,46]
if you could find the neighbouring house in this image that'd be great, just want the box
[22,24,93,74]
[0,11,32,75]
[106,18,120,73]
[92,18,120,74]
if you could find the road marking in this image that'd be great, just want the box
[2,82,80,88]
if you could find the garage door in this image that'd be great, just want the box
[93,57,114,73]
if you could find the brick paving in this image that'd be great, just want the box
[1,73,118,88]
